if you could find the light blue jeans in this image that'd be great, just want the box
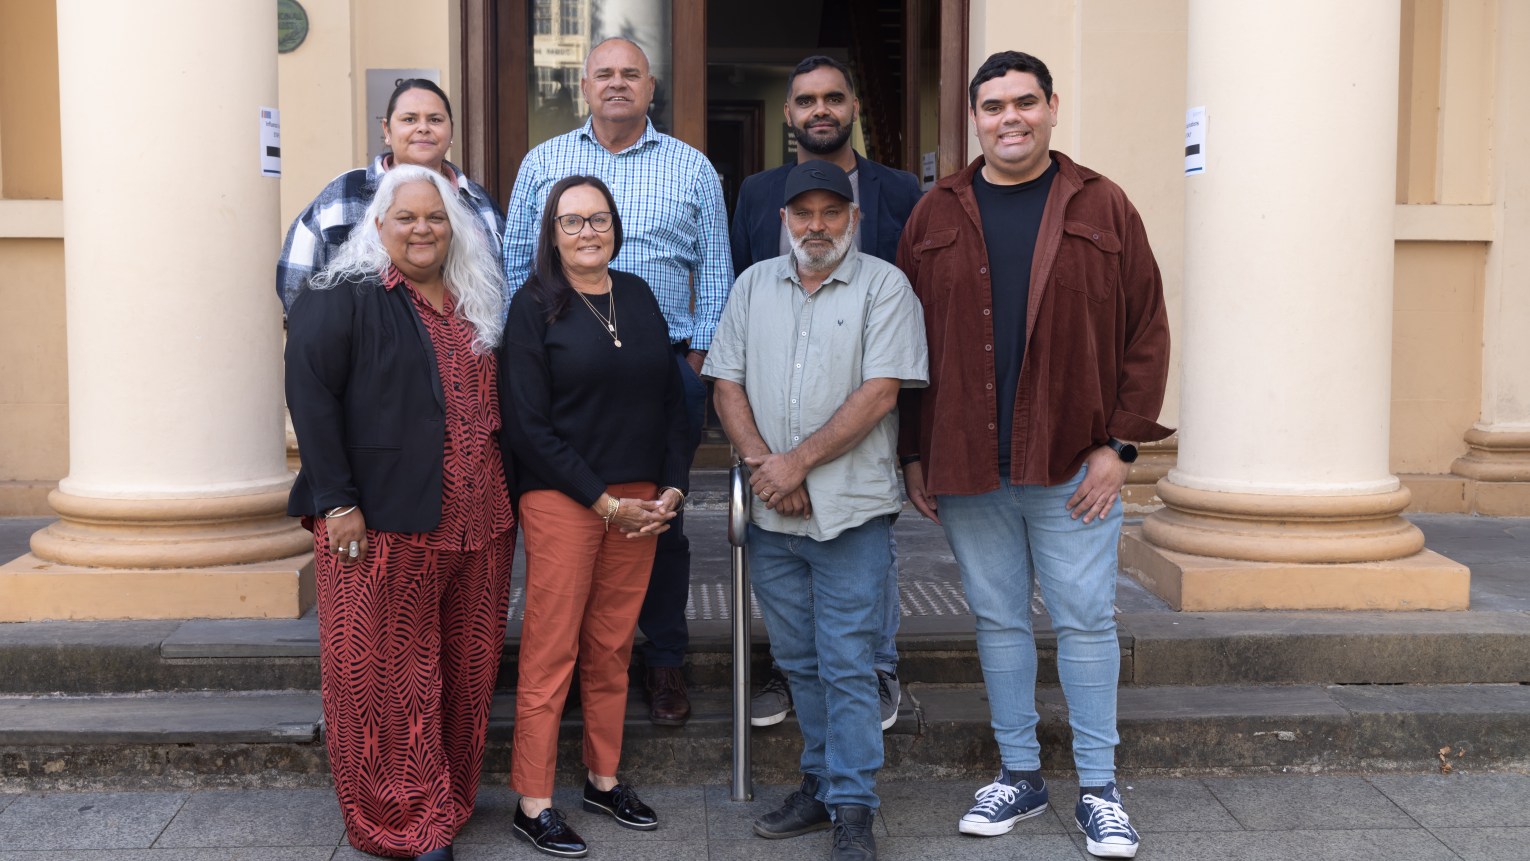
[748,516,892,810]
[876,530,900,674]
[937,468,1121,785]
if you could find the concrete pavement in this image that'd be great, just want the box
[0,772,1526,860]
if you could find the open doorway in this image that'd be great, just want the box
[704,0,943,218]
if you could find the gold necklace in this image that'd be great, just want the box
[574,276,621,347]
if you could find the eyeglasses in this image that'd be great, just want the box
[555,212,615,235]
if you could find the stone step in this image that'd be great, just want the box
[4,607,1530,695]
[5,682,1529,789]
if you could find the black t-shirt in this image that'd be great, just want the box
[973,156,1057,473]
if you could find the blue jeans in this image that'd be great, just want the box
[937,468,1122,786]
[748,516,892,810]
[637,350,707,667]
[875,530,900,674]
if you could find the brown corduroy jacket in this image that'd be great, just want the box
[896,152,1173,496]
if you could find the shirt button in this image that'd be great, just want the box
[924,239,931,246]
[1092,233,1101,241]
[984,344,993,351]
[801,331,807,336]
[982,309,991,316]
[796,363,802,368]
[980,266,988,275]
[988,423,996,430]
[791,399,797,404]
[986,383,994,390]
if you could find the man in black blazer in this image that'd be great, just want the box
[728,54,922,733]
[730,55,923,275]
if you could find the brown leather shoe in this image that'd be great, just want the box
[645,666,691,726]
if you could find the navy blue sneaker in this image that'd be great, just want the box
[958,772,1049,836]
[1075,782,1140,858]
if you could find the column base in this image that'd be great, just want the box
[1120,526,1470,611]
[1122,435,1175,511]
[0,553,315,621]
[1450,428,1530,515]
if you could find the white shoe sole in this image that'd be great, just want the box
[958,802,1047,836]
[1078,826,1139,858]
[750,710,790,727]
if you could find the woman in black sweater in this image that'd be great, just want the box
[500,175,689,858]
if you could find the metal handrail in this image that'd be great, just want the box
[727,459,753,801]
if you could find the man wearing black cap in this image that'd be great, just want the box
[730,54,924,734]
[703,161,927,861]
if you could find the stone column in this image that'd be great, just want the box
[1451,0,1530,514]
[0,0,313,620]
[1120,0,1468,611]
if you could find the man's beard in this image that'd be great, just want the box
[789,226,856,273]
[792,120,853,156]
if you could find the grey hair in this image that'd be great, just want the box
[312,164,505,353]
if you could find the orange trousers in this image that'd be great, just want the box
[511,482,659,797]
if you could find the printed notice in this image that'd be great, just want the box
[260,107,281,177]
[1185,106,1206,175]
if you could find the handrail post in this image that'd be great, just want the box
[727,459,753,801]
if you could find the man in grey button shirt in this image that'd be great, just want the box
[703,162,926,861]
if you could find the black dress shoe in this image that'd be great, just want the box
[582,780,659,830]
[645,666,691,726]
[413,846,453,861]
[513,805,588,858]
[753,773,832,839]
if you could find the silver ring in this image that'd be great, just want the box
[348,541,360,558]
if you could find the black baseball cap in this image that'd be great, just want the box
[783,161,854,205]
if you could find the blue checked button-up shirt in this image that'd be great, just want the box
[502,118,734,350]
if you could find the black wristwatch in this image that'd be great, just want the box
[1106,438,1138,463]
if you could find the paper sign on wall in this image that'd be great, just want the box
[260,107,281,177]
[1185,106,1206,175]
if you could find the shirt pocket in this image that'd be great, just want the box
[1057,221,1122,303]
[907,227,959,305]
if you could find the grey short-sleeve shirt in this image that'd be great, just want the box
[703,248,928,541]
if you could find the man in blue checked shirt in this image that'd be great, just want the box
[502,36,733,727]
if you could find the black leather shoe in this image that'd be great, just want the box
[513,804,588,858]
[413,846,453,861]
[752,774,832,839]
[831,804,877,861]
[582,780,659,830]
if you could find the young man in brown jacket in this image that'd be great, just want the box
[897,51,1171,859]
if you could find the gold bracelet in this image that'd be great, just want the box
[659,486,687,506]
[602,496,620,532]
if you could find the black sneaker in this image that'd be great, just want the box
[751,665,793,727]
[513,804,588,858]
[582,780,658,831]
[830,804,877,861]
[752,774,832,839]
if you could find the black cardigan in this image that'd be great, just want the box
[285,273,504,532]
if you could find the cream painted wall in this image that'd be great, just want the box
[276,0,357,227]
[1390,242,1484,473]
[0,240,68,486]
[0,0,63,200]
[350,0,456,167]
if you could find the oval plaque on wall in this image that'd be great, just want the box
[278,0,309,54]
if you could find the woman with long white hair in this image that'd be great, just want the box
[286,164,511,861]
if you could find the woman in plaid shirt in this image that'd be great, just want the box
[276,78,504,312]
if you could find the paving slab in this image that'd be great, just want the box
[1073,828,1458,861]
[1369,772,1530,828]
[1064,777,1242,834]
[877,777,1068,836]
[0,692,319,745]
[154,788,344,848]
[0,851,333,861]
[0,790,187,850]
[1200,775,1415,831]
[1426,826,1530,861]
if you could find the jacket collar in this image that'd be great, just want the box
[942,150,1094,194]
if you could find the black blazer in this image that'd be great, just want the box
[286,274,488,533]
[729,152,923,274]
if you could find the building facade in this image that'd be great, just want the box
[0,0,1523,619]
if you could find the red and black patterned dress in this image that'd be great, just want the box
[312,266,514,858]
